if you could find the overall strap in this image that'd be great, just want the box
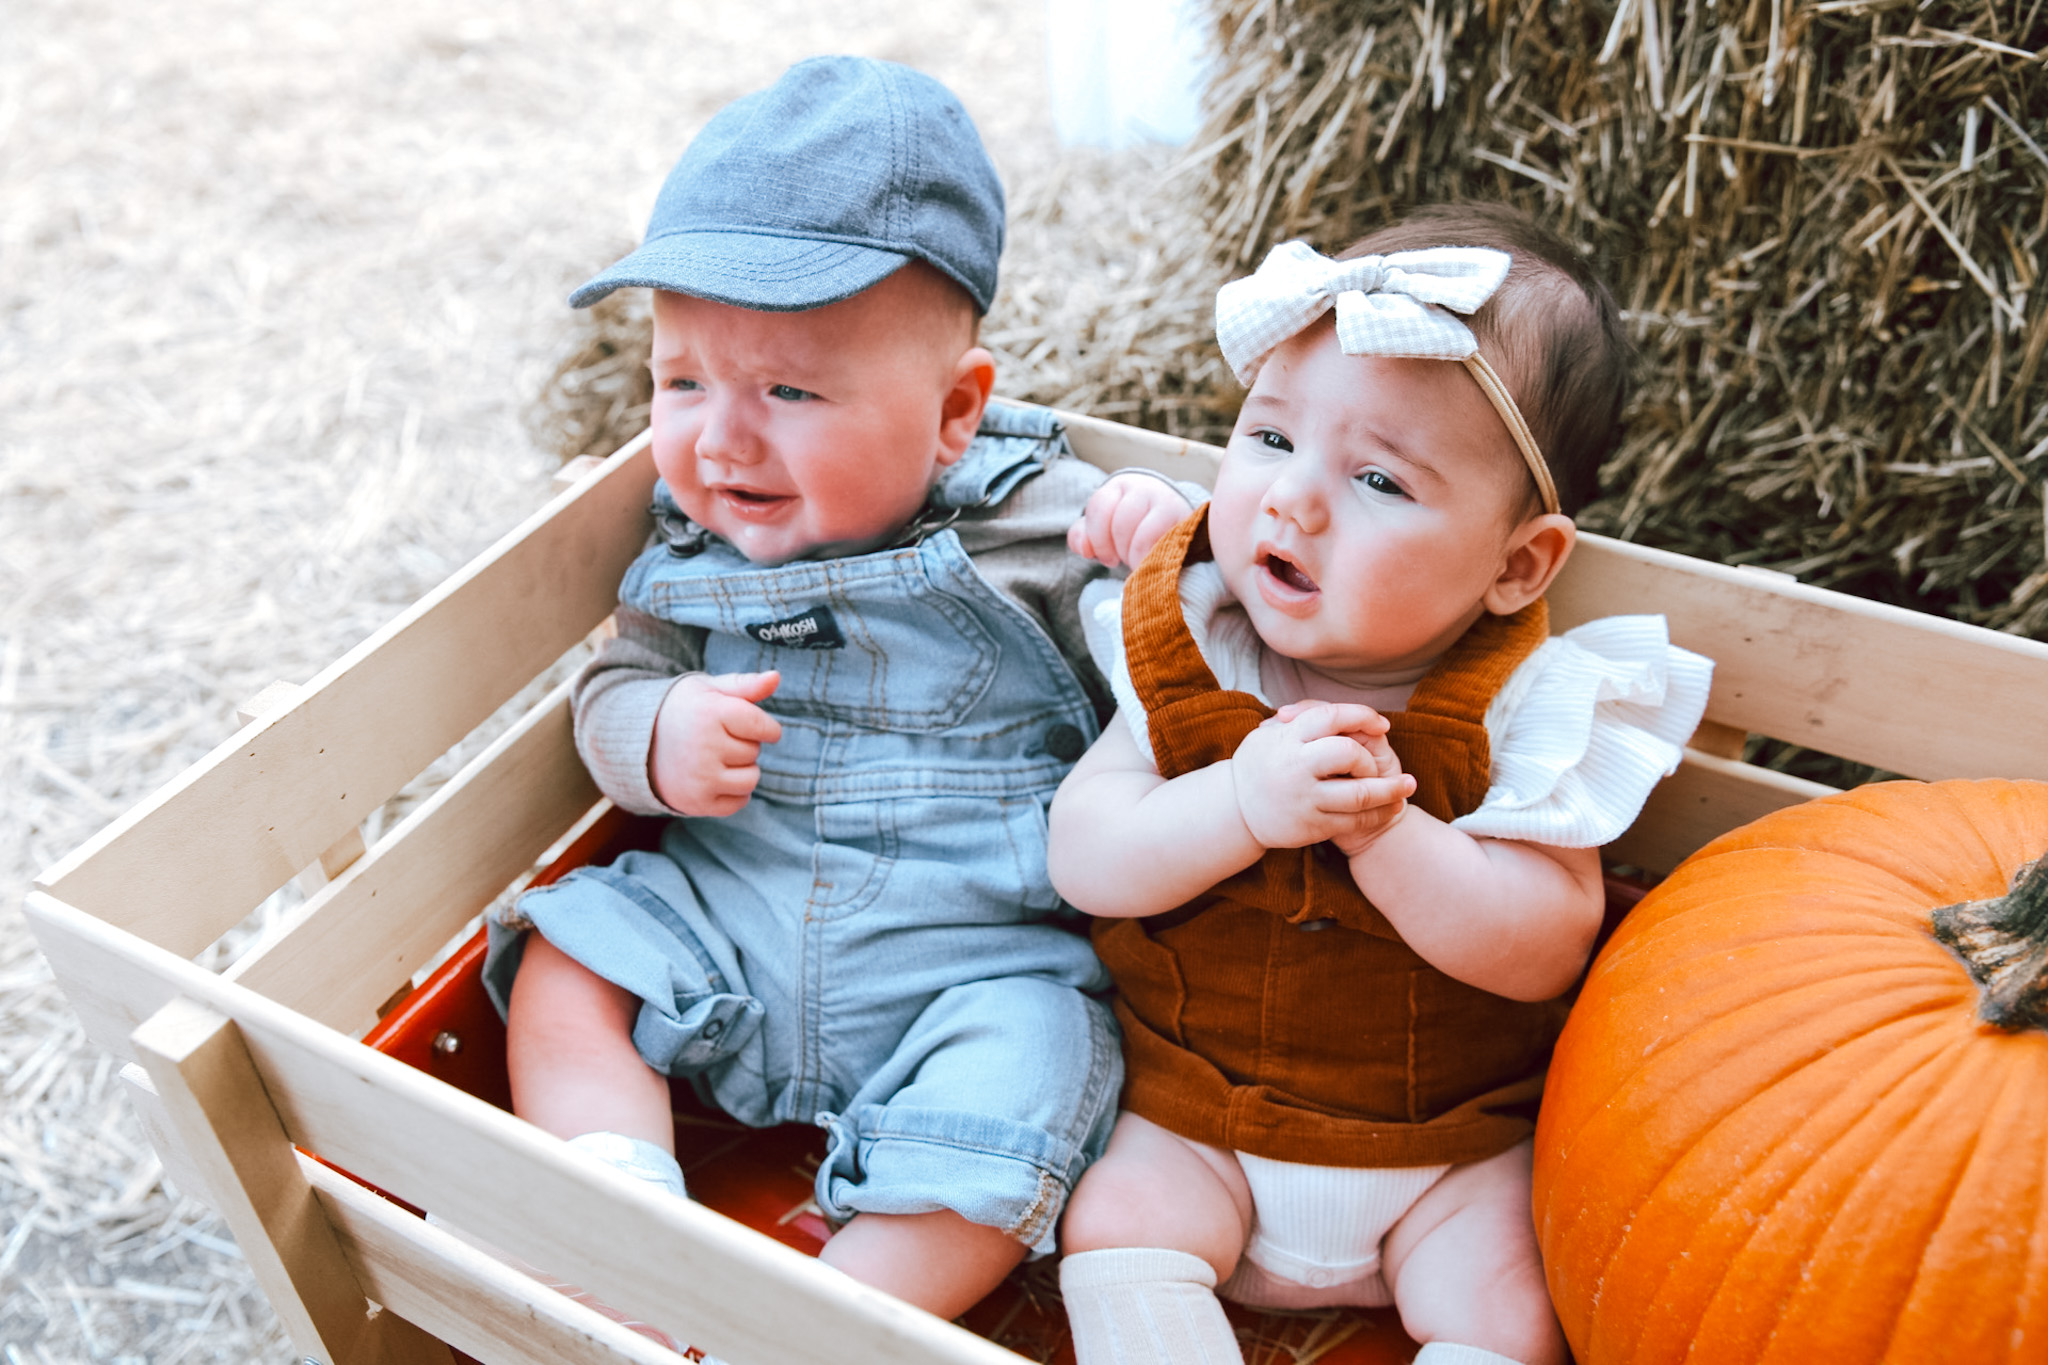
[1402,598,1550,725]
[1122,507,1272,780]
[1385,598,1550,823]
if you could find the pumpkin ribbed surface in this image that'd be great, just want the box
[1533,779,2048,1365]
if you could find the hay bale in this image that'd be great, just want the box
[529,285,656,465]
[1181,0,2048,636]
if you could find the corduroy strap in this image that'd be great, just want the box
[1123,506,1234,717]
[1402,598,1552,727]
[1122,507,1274,781]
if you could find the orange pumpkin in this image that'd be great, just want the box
[1534,778,2048,1365]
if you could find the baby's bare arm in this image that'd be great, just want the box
[1346,810,1604,1001]
[1048,719,1259,918]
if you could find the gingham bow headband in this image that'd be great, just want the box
[1214,241,1559,514]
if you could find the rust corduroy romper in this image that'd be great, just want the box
[1092,507,1569,1170]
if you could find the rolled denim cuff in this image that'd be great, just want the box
[484,856,764,1078]
[813,1104,1090,1258]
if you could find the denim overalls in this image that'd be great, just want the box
[484,406,1123,1255]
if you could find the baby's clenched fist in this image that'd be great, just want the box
[1067,472,1194,569]
[648,670,783,817]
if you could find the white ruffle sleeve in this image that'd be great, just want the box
[1450,616,1713,847]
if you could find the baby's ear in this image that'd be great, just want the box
[935,346,996,466]
[1483,513,1576,615]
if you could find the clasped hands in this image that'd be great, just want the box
[1231,702,1415,858]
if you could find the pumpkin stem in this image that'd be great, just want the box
[1932,854,2048,1032]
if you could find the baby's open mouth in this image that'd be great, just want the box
[712,487,795,518]
[1262,552,1318,594]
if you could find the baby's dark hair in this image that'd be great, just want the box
[1336,204,1629,516]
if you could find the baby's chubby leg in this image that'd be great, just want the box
[1062,1112,1253,1270]
[447,934,695,1351]
[820,1210,1028,1320]
[1381,1140,1566,1365]
[506,932,676,1153]
[1058,1112,1253,1365]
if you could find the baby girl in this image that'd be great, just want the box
[1049,205,1713,1365]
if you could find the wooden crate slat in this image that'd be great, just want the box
[225,683,599,1033]
[1045,403,1224,484]
[34,435,655,955]
[1552,534,2048,782]
[132,997,454,1365]
[1604,748,1840,875]
[29,891,1026,1365]
[303,1156,682,1365]
[246,1018,1027,1365]
[28,891,203,1064]
[120,1064,215,1207]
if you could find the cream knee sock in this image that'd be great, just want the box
[567,1130,688,1198]
[1414,1343,1524,1365]
[1060,1247,1243,1365]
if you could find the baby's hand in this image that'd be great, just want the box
[1232,702,1413,851]
[648,671,783,817]
[1289,701,1413,857]
[1067,472,1193,569]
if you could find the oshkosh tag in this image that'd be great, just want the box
[743,606,845,650]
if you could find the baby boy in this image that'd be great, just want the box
[481,56,1192,1320]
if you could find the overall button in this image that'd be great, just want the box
[1296,917,1332,932]
[1044,723,1086,762]
[702,1018,725,1039]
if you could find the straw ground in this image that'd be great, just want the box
[0,2,1169,1358]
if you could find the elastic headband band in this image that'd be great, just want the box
[1461,353,1559,514]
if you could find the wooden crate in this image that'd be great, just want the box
[24,406,2048,1365]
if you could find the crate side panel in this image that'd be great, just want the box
[120,1063,216,1207]
[1047,402,1225,484]
[1604,748,1839,875]
[25,891,210,1063]
[304,1157,679,1365]
[225,685,598,1032]
[132,997,453,1365]
[36,437,655,955]
[1554,534,2048,783]
[119,950,1025,1365]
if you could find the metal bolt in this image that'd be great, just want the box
[431,1031,463,1056]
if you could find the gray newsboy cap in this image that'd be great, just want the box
[570,56,1005,313]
